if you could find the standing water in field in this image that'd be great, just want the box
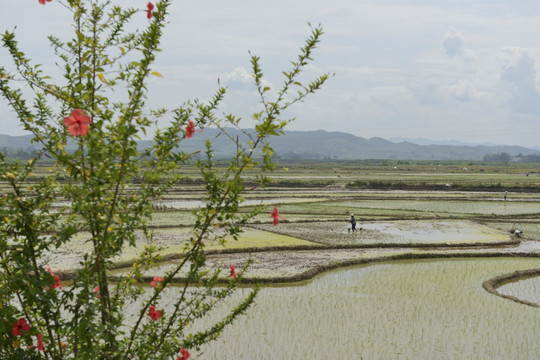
[190,258,540,359]
[497,275,540,306]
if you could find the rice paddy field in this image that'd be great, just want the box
[191,258,540,359]
[3,161,540,358]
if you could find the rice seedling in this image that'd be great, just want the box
[191,258,540,359]
[485,222,540,241]
[331,199,540,217]
[148,211,195,227]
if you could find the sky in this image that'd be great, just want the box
[2,0,540,148]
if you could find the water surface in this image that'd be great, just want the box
[194,258,540,359]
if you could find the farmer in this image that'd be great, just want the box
[350,214,357,233]
[504,191,508,201]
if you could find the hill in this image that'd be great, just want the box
[1,129,539,161]
[167,128,540,161]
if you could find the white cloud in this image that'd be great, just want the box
[3,1,540,147]
[499,48,540,114]
[409,79,444,104]
[223,66,254,90]
[441,27,465,58]
[449,79,477,101]
[222,66,272,91]
[500,48,537,84]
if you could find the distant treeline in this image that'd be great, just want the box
[1,147,40,160]
[483,152,540,162]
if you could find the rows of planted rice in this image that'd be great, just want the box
[250,212,347,223]
[147,209,341,228]
[147,195,540,227]
[154,197,324,210]
[257,199,540,222]
[148,211,194,227]
[159,188,540,202]
[148,203,444,227]
[159,190,353,201]
[485,221,540,241]
[345,172,540,189]
[190,258,540,359]
[147,207,347,227]
[330,199,540,217]
[45,227,317,272]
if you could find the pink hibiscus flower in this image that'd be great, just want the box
[11,318,30,337]
[148,305,163,321]
[185,120,197,138]
[64,109,91,136]
[150,276,164,288]
[177,348,191,360]
[147,2,154,19]
[229,264,237,279]
[45,265,62,290]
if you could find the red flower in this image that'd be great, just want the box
[11,318,30,337]
[271,207,281,225]
[36,333,45,351]
[64,109,91,136]
[39,0,52,4]
[177,348,191,360]
[148,305,163,320]
[94,286,101,298]
[150,276,164,288]
[147,2,154,19]
[185,120,197,138]
[229,264,237,279]
[45,265,62,289]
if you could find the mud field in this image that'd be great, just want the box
[50,219,540,285]
[43,183,540,291]
[250,220,512,247]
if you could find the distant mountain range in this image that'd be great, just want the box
[388,137,492,147]
[2,129,540,161]
[388,137,540,152]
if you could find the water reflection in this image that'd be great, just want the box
[497,275,540,306]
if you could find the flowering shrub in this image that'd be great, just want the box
[150,276,165,288]
[0,0,328,359]
[148,306,164,321]
[45,265,62,290]
[177,348,191,360]
[11,318,30,337]
[147,2,155,19]
[229,264,237,279]
[63,109,92,136]
[185,119,198,139]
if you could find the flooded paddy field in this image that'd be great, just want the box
[6,162,540,359]
[119,181,540,358]
[116,258,540,359]
[191,258,540,359]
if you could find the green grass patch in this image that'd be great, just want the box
[210,228,315,250]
